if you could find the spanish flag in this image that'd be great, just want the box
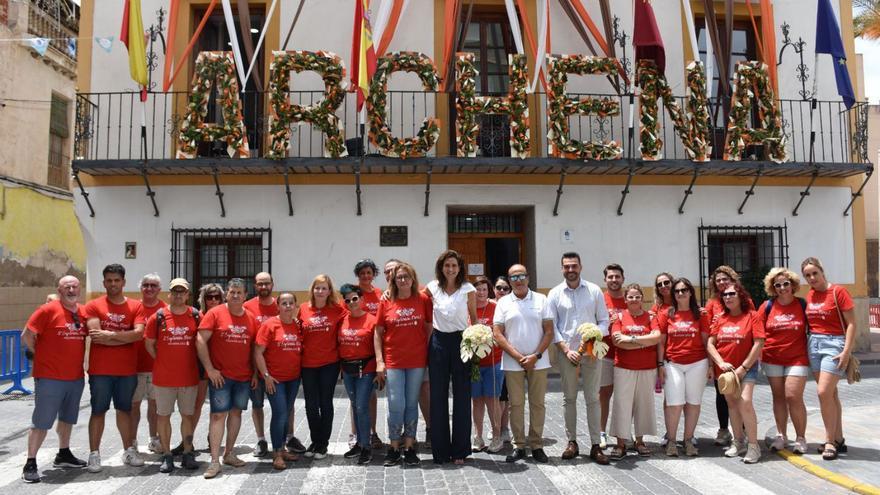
[121,0,148,101]
[351,0,377,112]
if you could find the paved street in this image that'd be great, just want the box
[1,365,878,495]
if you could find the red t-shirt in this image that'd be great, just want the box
[604,293,627,360]
[706,296,756,324]
[144,307,200,387]
[710,311,766,375]
[477,301,502,366]
[26,301,88,380]
[653,309,709,365]
[198,305,258,382]
[84,296,144,376]
[757,299,809,366]
[256,317,303,382]
[135,300,167,373]
[338,312,378,373]
[376,293,433,369]
[611,311,657,370]
[805,285,855,336]
[299,303,345,368]
[243,297,279,326]
[360,287,384,315]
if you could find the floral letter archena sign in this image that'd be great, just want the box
[724,61,787,163]
[267,50,347,159]
[177,51,250,159]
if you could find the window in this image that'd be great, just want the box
[695,19,758,99]
[448,213,522,234]
[48,94,70,189]
[698,223,788,306]
[171,227,272,304]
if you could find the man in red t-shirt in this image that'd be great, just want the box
[145,278,201,474]
[131,273,167,456]
[600,263,626,449]
[84,264,146,472]
[21,276,89,483]
[242,272,277,458]
[196,278,258,479]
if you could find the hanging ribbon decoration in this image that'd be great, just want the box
[504,0,525,55]
[513,0,548,92]
[567,0,629,86]
[220,0,248,91]
[241,0,279,90]
[679,0,699,62]
[282,0,307,49]
[759,0,778,93]
[530,0,549,93]
[163,0,219,92]
[439,0,461,86]
[236,0,261,90]
[375,0,409,56]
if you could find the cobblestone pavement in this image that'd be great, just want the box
[1,365,878,494]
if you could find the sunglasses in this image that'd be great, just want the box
[674,288,690,294]
[509,274,528,282]
[656,280,672,288]
[142,283,160,289]
[773,281,792,289]
[721,292,738,298]
[495,285,510,292]
[170,289,188,294]
[205,294,222,300]
[344,295,361,304]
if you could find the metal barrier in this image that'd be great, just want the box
[0,330,32,395]
[870,305,880,329]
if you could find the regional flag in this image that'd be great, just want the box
[351,0,377,112]
[633,0,665,73]
[121,0,149,101]
[815,0,855,109]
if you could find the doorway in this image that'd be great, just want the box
[447,209,531,285]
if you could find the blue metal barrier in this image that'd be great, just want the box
[0,330,32,395]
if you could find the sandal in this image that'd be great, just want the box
[635,443,652,457]
[608,446,626,460]
[821,444,838,461]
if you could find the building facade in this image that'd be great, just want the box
[74,0,873,348]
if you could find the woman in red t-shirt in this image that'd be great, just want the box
[801,257,856,460]
[471,276,503,454]
[254,293,302,470]
[348,260,384,453]
[651,272,675,316]
[299,274,345,459]
[707,282,765,464]
[758,268,810,455]
[607,284,661,460]
[655,277,710,457]
[375,262,432,466]
[338,284,379,465]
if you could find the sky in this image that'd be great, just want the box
[856,38,880,104]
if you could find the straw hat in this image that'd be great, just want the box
[717,370,741,396]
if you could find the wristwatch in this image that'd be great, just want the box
[535,352,543,359]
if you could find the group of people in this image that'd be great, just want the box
[20,251,856,483]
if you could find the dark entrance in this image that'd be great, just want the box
[447,211,525,285]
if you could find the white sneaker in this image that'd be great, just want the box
[472,435,485,452]
[87,451,102,473]
[792,437,807,455]
[123,447,145,467]
[691,437,698,447]
[148,437,163,454]
[347,433,357,449]
[724,439,747,458]
[743,443,761,463]
[599,432,608,449]
[487,435,503,453]
[769,434,787,452]
[659,432,669,447]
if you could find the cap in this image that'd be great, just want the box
[717,370,741,396]
[169,278,190,291]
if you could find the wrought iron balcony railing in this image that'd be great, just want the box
[73,90,870,166]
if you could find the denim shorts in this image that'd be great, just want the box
[472,363,504,398]
[33,378,85,430]
[250,379,265,409]
[89,374,138,414]
[808,334,847,377]
[742,365,759,383]
[762,363,811,378]
[209,378,251,413]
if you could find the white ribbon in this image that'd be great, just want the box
[705,19,715,99]
[220,0,248,90]
[530,0,548,93]
[242,0,279,88]
[680,0,698,62]
[372,0,394,48]
[504,0,525,55]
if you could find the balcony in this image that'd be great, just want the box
[27,0,79,75]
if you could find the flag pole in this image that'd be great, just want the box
[356,106,365,216]
[809,51,819,165]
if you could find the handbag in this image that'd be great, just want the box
[831,286,860,384]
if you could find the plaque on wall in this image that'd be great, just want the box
[380,226,408,247]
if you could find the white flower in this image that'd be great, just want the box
[460,324,495,363]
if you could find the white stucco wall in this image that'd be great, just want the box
[74,182,855,294]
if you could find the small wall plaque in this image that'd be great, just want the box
[125,242,137,259]
[380,226,408,247]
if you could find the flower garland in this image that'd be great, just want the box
[367,52,441,159]
[455,52,530,158]
[546,55,622,160]
[723,61,787,163]
[176,51,250,159]
[636,60,712,161]
[266,50,348,159]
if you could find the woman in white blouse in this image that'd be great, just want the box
[425,250,477,464]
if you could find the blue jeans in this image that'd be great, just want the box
[386,367,424,442]
[89,374,138,414]
[301,362,339,449]
[266,379,300,451]
[428,331,472,462]
[342,371,376,448]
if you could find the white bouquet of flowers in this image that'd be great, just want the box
[461,324,496,381]
[576,322,609,361]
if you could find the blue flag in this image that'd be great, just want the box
[815,0,855,108]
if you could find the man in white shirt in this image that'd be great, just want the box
[492,265,553,464]
[547,252,610,465]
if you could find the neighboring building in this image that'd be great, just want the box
[74,0,873,349]
[0,0,85,329]
[864,104,879,299]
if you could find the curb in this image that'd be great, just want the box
[777,449,880,495]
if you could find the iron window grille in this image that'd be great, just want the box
[698,221,789,306]
[448,213,522,234]
[171,227,271,305]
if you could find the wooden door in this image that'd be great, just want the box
[448,237,486,282]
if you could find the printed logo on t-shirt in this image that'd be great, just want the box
[340,327,367,347]
[807,303,830,320]
[276,332,301,352]
[625,324,648,335]
[163,326,194,345]
[61,323,87,341]
[717,325,743,343]
[365,302,379,313]
[306,315,330,330]
[669,320,697,338]
[221,324,250,345]
[255,314,271,324]
[104,312,130,330]
[769,313,801,332]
